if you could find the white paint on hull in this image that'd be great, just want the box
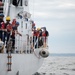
[0,53,43,75]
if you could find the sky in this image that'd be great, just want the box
[29,0,75,53]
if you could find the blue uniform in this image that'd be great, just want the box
[11,26,17,48]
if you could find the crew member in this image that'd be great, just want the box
[5,16,12,49]
[42,27,49,47]
[0,13,4,41]
[11,22,22,48]
[12,19,16,27]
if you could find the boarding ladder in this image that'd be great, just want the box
[7,37,12,71]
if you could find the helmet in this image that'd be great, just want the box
[41,27,46,30]
[43,27,46,30]
[16,22,19,25]
[37,28,41,30]
[0,13,4,17]
[6,16,11,21]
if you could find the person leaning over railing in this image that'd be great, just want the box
[41,27,49,47]
[5,16,12,53]
[35,28,41,48]
[32,26,37,48]
[11,22,22,49]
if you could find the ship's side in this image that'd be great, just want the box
[0,53,43,75]
[0,0,49,75]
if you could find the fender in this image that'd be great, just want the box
[39,49,49,58]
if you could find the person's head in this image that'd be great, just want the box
[13,19,16,23]
[15,22,19,27]
[43,27,46,31]
[6,16,11,23]
[37,28,41,31]
[0,13,4,20]
[33,26,36,30]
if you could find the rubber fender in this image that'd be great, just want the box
[39,50,49,58]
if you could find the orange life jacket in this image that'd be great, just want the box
[33,30,37,36]
[6,24,12,32]
[42,31,46,37]
[36,31,40,37]
[1,22,5,29]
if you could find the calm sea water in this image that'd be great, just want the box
[34,53,75,75]
[49,53,75,57]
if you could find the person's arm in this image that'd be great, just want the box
[15,30,22,36]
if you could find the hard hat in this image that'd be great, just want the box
[37,28,41,30]
[43,27,46,30]
[16,22,19,25]
[0,13,4,17]
[41,27,46,30]
[6,16,11,21]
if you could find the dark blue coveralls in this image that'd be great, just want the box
[11,26,17,48]
[0,18,3,41]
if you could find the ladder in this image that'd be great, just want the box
[7,37,12,71]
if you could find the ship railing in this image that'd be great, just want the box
[14,34,33,54]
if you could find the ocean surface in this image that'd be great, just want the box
[34,54,75,75]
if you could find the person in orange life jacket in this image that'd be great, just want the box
[12,19,16,27]
[1,20,6,43]
[36,28,41,37]
[33,26,37,36]
[42,27,49,37]
[0,13,4,41]
[11,22,22,48]
[33,26,37,47]
[38,29,43,47]
[32,21,35,30]
[5,16,12,49]
[41,28,46,47]
[42,27,49,47]
[34,28,41,48]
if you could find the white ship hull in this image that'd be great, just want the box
[0,53,43,75]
